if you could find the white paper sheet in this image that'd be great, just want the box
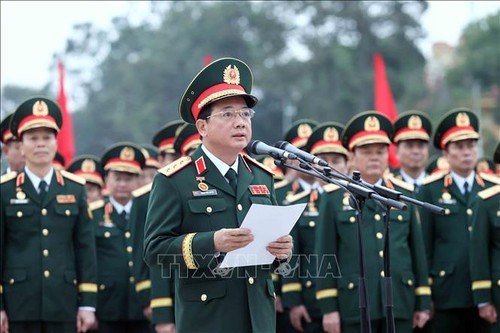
[220,203,307,268]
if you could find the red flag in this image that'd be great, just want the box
[374,53,400,169]
[203,54,213,66]
[56,60,75,166]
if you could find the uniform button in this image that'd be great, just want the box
[380,271,385,277]
[104,231,111,238]
[73,279,77,285]
[237,204,243,211]
[374,214,381,221]
[248,277,255,285]
[468,226,473,232]
[129,276,135,283]
[444,209,450,215]
[206,207,212,213]
[201,294,207,301]
[466,209,473,216]
[41,208,48,216]
[497,211,500,217]
[127,246,133,253]
[497,280,500,286]
[44,270,50,278]
[99,284,106,291]
[397,215,403,221]
[125,232,131,238]
[128,261,134,267]
[16,211,23,218]
[348,282,354,290]
[379,250,383,258]
[43,249,49,257]
[9,278,14,285]
[439,270,446,277]
[407,279,413,286]
[308,221,316,228]
[305,280,312,288]
[376,232,383,239]
[65,209,71,216]
[42,229,49,236]
[349,216,356,223]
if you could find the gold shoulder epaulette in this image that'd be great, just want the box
[478,185,500,200]
[159,156,192,177]
[133,182,152,198]
[89,199,105,211]
[0,171,17,184]
[386,175,414,192]
[286,190,311,203]
[479,173,500,185]
[60,170,86,185]
[422,172,446,185]
[242,154,274,175]
[274,179,290,190]
[323,183,341,193]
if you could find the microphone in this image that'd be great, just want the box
[247,140,297,160]
[275,141,329,166]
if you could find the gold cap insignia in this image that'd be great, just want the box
[364,116,380,131]
[298,124,313,138]
[476,160,490,173]
[32,100,49,116]
[456,112,470,127]
[120,147,135,161]
[223,65,240,85]
[81,159,96,172]
[437,157,449,170]
[324,127,339,142]
[408,115,422,129]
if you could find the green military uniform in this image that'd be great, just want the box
[144,57,282,333]
[315,112,431,333]
[0,97,97,332]
[470,184,500,332]
[419,108,494,333]
[90,142,149,332]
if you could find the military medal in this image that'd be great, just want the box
[16,191,26,200]
[442,192,451,201]
[198,182,208,191]
[342,196,350,206]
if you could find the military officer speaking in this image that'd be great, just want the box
[143,57,293,333]
[315,111,431,333]
[419,108,497,333]
[0,97,98,333]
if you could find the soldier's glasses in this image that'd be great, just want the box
[206,108,255,121]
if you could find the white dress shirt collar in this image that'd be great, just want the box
[24,166,54,193]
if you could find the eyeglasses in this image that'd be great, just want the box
[205,108,255,121]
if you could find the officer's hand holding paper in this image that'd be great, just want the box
[220,203,306,268]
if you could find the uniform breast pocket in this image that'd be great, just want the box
[188,198,227,216]
[54,204,80,217]
[249,196,273,206]
[181,280,226,303]
[336,211,357,225]
[389,210,410,223]
[4,205,36,224]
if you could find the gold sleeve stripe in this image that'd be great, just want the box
[472,280,492,290]
[316,288,338,300]
[271,273,279,282]
[282,282,302,293]
[182,233,197,270]
[151,297,173,308]
[78,283,98,293]
[415,286,431,296]
[135,280,152,292]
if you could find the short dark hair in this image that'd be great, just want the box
[197,104,214,120]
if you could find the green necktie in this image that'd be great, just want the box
[225,168,238,193]
[463,181,470,201]
[39,180,48,202]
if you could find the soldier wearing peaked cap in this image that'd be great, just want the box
[425,154,450,176]
[257,156,285,181]
[315,111,431,333]
[1,113,25,174]
[173,123,202,157]
[1,97,97,333]
[139,144,161,187]
[53,151,66,171]
[152,120,185,167]
[143,57,293,333]
[89,142,150,333]
[67,155,105,204]
[419,108,496,333]
[392,111,433,193]
[281,122,349,333]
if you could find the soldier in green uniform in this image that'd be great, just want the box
[173,123,201,157]
[315,111,431,333]
[0,97,97,333]
[143,57,293,333]
[67,155,105,204]
[419,108,496,333]
[89,142,150,333]
[152,120,185,167]
[393,111,433,193]
[1,113,25,174]
[470,143,500,332]
[282,122,349,333]
[139,144,161,187]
